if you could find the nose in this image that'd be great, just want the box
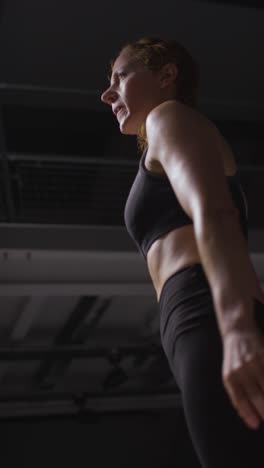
[100,86,117,105]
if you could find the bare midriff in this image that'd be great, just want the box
[146,225,202,302]
[144,133,238,303]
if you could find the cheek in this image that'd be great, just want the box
[126,80,152,105]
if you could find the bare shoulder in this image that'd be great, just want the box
[146,99,220,161]
[145,99,237,177]
[146,99,215,135]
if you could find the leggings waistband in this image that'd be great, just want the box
[158,263,207,308]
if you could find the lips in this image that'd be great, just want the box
[114,106,124,116]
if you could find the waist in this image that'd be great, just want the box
[146,225,202,301]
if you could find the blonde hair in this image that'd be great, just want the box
[109,36,200,153]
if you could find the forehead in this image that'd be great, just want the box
[112,51,132,69]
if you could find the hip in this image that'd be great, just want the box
[158,263,264,359]
[158,263,214,349]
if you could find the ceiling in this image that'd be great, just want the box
[0,0,264,420]
[0,0,263,107]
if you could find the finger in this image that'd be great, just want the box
[243,380,264,424]
[252,354,264,390]
[246,364,264,420]
[237,397,260,429]
[224,378,261,429]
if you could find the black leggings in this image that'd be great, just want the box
[159,263,264,468]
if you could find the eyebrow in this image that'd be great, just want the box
[108,67,127,84]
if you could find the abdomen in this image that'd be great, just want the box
[146,225,202,302]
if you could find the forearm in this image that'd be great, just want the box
[194,210,262,336]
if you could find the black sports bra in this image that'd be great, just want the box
[124,149,248,259]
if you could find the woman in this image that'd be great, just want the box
[101,37,264,467]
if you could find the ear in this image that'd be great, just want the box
[159,63,178,88]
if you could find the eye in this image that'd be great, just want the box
[118,72,126,79]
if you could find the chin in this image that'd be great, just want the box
[119,120,138,136]
[119,126,136,135]
[119,115,144,136]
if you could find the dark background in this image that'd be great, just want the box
[0,1,263,467]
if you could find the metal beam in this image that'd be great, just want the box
[0,344,162,361]
[0,297,47,381]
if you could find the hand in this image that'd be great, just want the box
[222,323,264,430]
